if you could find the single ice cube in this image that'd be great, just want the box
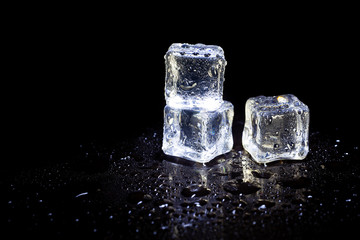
[162,101,234,163]
[242,94,310,163]
[164,43,226,110]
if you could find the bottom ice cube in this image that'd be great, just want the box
[242,94,310,164]
[162,101,234,163]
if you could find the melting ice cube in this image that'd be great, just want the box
[242,94,310,163]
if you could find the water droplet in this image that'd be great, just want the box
[181,184,211,198]
[208,65,218,78]
[180,82,197,90]
[256,200,275,208]
[199,199,208,206]
[127,191,152,204]
[223,180,260,195]
[265,116,272,125]
[258,204,266,210]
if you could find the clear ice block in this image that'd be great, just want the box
[162,101,234,163]
[164,43,226,110]
[242,94,310,163]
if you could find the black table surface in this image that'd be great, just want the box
[3,120,359,239]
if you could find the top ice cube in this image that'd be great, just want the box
[164,43,226,110]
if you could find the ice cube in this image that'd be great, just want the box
[162,101,234,163]
[164,43,226,110]
[242,94,310,163]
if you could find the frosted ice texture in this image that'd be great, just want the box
[164,43,226,110]
[162,101,234,163]
[162,43,233,163]
[242,94,310,163]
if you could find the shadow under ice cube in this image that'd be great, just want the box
[242,94,310,163]
[162,101,234,163]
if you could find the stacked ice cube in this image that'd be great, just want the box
[162,43,234,163]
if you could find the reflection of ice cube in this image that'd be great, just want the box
[162,101,234,163]
[164,43,226,110]
[242,94,310,163]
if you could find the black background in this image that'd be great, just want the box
[6,4,358,170]
[76,10,357,147]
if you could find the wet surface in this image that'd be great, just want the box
[2,124,360,239]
